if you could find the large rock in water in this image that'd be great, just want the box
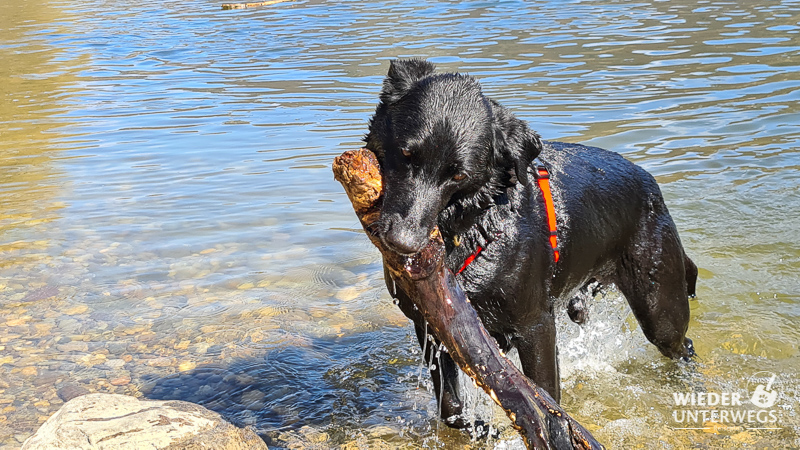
[22,393,268,450]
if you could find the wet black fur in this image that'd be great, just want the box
[365,59,697,428]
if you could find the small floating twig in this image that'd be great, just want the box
[221,0,292,10]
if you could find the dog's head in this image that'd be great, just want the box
[365,59,543,254]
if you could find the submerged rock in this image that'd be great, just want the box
[21,393,268,450]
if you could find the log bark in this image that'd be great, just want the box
[333,149,603,450]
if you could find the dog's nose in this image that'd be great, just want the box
[382,221,426,255]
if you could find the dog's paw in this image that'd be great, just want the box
[567,296,587,324]
[467,420,500,440]
[444,413,468,429]
[444,415,499,439]
[681,337,696,361]
[659,337,697,361]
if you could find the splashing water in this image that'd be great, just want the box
[412,286,652,448]
[556,286,648,379]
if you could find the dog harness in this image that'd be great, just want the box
[456,163,560,275]
[534,163,561,263]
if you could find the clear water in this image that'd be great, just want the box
[1,0,799,448]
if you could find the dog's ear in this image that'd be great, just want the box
[493,122,543,186]
[380,59,436,104]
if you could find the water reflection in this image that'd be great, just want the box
[0,0,80,243]
[1,0,799,448]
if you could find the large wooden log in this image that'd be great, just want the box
[333,149,603,450]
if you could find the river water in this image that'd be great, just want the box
[1,0,798,448]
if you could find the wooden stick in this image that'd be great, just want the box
[221,0,292,10]
[333,149,603,450]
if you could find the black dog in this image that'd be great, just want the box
[365,59,697,428]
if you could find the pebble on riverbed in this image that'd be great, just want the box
[0,233,394,447]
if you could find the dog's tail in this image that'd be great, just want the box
[684,253,698,298]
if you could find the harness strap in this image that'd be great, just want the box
[456,245,483,275]
[456,163,561,275]
[534,164,560,263]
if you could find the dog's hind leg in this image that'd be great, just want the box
[614,218,695,360]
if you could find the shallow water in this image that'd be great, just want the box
[1,0,799,447]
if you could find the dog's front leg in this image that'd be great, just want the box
[512,308,561,403]
[383,265,468,428]
[410,323,469,428]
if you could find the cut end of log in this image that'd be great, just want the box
[332,149,383,213]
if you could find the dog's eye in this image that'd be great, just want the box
[401,148,412,157]
[452,172,468,182]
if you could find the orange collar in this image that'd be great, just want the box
[456,164,560,275]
